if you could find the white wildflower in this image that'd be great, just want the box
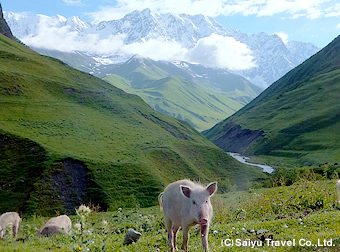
[76,204,91,218]
[74,223,81,230]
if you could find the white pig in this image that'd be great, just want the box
[159,179,217,252]
[0,212,21,239]
[37,215,72,236]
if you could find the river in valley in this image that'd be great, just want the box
[227,152,274,174]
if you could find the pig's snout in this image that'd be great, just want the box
[199,218,208,225]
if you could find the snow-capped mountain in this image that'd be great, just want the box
[94,9,229,47]
[4,8,319,87]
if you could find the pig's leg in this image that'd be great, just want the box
[181,225,189,252]
[165,218,174,251]
[13,224,17,237]
[13,221,20,237]
[0,229,4,239]
[201,224,209,251]
[172,225,180,250]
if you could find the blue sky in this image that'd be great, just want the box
[1,0,340,48]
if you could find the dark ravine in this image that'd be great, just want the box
[51,158,108,214]
[204,122,264,154]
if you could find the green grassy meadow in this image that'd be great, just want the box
[0,178,339,251]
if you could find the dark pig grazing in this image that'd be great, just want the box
[159,179,217,251]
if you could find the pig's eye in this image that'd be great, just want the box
[205,200,208,203]
[192,200,196,205]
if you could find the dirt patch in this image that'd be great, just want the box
[51,158,90,214]
[51,158,108,214]
[63,88,78,94]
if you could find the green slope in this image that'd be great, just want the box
[204,36,340,166]
[0,34,268,215]
[103,57,261,132]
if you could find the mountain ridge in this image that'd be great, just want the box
[103,56,262,131]
[0,3,14,39]
[4,8,319,88]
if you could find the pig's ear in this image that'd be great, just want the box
[207,182,217,196]
[180,185,191,198]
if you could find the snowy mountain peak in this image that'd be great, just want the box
[66,16,89,31]
[4,9,320,87]
[56,14,67,23]
[138,8,153,16]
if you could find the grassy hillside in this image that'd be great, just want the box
[204,36,340,166]
[103,57,261,132]
[0,34,268,216]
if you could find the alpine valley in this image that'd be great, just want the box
[1,4,340,251]
[0,6,268,215]
[4,8,319,131]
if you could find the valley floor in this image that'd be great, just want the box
[0,179,339,251]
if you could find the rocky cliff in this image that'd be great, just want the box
[0,4,14,39]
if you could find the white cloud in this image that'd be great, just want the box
[24,32,127,55]
[21,17,256,71]
[21,17,126,54]
[255,0,325,18]
[86,0,338,22]
[325,3,340,17]
[121,34,256,70]
[122,39,188,62]
[185,34,256,70]
[274,32,289,44]
[121,34,256,71]
[63,0,83,6]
